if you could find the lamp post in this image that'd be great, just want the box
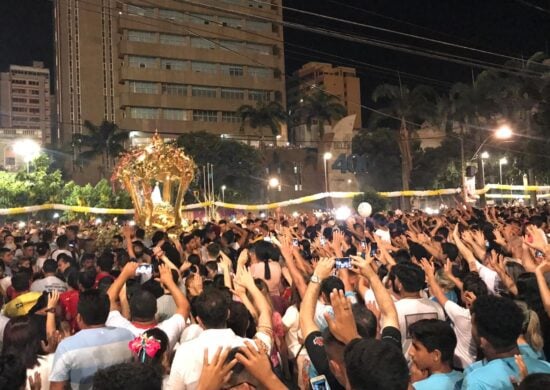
[499,157,508,185]
[472,125,513,207]
[323,152,332,210]
[323,152,332,193]
[481,151,489,185]
[221,185,226,203]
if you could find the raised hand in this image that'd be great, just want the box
[197,347,236,390]
[313,257,335,280]
[324,289,359,344]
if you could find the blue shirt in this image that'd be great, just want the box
[413,370,463,390]
[49,326,134,389]
[462,355,550,389]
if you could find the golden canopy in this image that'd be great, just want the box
[111,133,196,230]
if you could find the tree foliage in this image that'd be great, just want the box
[294,89,347,139]
[237,101,288,141]
[176,131,265,203]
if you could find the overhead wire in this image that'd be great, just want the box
[179,0,548,77]
[57,0,550,158]
[246,0,550,66]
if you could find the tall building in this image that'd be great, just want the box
[0,61,51,145]
[54,0,286,152]
[288,62,361,135]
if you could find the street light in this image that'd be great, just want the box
[495,125,513,140]
[499,157,508,184]
[221,185,226,202]
[481,152,489,185]
[268,177,280,189]
[13,139,40,173]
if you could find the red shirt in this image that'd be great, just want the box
[60,289,80,332]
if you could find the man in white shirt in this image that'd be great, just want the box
[167,268,272,390]
[30,259,68,293]
[106,262,190,350]
[389,263,445,354]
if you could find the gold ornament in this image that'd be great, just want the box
[111,132,196,231]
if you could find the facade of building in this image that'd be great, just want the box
[54,0,286,153]
[0,62,51,145]
[287,62,362,140]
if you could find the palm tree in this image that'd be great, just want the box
[295,89,347,140]
[237,101,288,144]
[371,84,436,195]
[73,120,129,176]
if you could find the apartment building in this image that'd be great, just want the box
[0,61,51,145]
[288,62,361,130]
[54,0,286,150]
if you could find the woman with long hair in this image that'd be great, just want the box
[2,315,54,390]
[249,241,282,297]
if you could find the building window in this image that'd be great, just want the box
[158,9,184,21]
[12,79,26,85]
[219,40,243,52]
[188,13,212,24]
[162,83,187,96]
[222,111,241,123]
[193,110,218,122]
[192,86,217,98]
[248,90,270,101]
[29,99,40,104]
[220,64,243,76]
[191,37,216,49]
[161,59,186,70]
[129,81,158,94]
[127,5,154,17]
[128,56,158,69]
[218,16,243,28]
[247,20,271,31]
[29,108,40,114]
[29,117,41,122]
[30,90,40,95]
[129,107,159,119]
[246,43,271,55]
[5,157,15,166]
[12,88,26,94]
[160,34,186,46]
[248,67,271,78]
[191,61,217,73]
[128,30,156,43]
[164,109,189,121]
[28,81,40,86]
[221,88,244,100]
[13,107,27,112]
[12,98,26,103]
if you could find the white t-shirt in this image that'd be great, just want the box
[375,228,391,243]
[166,328,271,390]
[444,300,476,369]
[0,277,11,295]
[26,354,54,390]
[30,276,68,293]
[157,294,177,322]
[475,261,500,295]
[282,305,304,359]
[395,297,445,354]
[105,310,186,351]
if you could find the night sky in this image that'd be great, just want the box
[1,0,548,109]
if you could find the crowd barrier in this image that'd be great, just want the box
[0,185,548,215]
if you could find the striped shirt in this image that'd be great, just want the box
[49,326,134,389]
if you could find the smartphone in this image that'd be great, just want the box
[310,375,331,390]
[360,241,367,249]
[292,238,299,247]
[335,257,352,269]
[320,237,327,246]
[370,242,378,257]
[135,264,152,276]
[535,250,544,258]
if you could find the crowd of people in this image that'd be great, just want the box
[0,201,549,389]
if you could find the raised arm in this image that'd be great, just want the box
[235,266,272,331]
[107,262,138,311]
[535,261,550,318]
[158,264,190,318]
[420,258,449,307]
[452,225,478,272]
[299,257,334,338]
[279,237,307,298]
[351,252,398,330]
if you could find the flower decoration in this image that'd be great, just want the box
[128,334,162,362]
